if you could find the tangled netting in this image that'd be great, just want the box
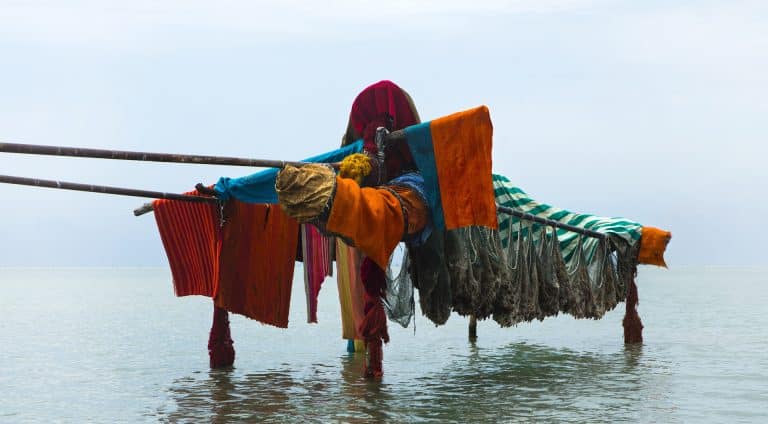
[393,217,639,327]
[383,245,415,328]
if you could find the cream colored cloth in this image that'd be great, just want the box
[275,164,335,223]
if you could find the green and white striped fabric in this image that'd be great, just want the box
[493,174,642,264]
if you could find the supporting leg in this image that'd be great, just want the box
[468,315,478,342]
[208,303,235,368]
[623,279,644,344]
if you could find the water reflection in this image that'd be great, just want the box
[159,343,672,422]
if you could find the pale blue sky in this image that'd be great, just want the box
[1,1,766,267]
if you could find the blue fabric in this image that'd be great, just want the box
[214,140,364,204]
[404,122,445,232]
[388,172,433,245]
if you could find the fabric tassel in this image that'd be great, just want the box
[359,257,389,378]
[208,304,235,368]
[623,278,644,343]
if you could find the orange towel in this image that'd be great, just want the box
[638,226,672,267]
[430,106,497,230]
[326,177,404,270]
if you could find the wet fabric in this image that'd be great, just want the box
[301,224,334,323]
[405,106,497,233]
[153,191,220,297]
[214,140,363,204]
[493,174,642,264]
[276,164,336,222]
[215,202,298,328]
[326,176,405,270]
[638,226,672,267]
[387,172,432,245]
[153,194,298,328]
[335,239,365,340]
[342,80,421,178]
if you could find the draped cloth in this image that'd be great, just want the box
[300,224,334,323]
[215,202,298,327]
[153,195,298,328]
[213,141,363,204]
[405,106,497,233]
[153,191,220,297]
[335,240,365,340]
[326,177,405,270]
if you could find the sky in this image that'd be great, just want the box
[1,0,766,267]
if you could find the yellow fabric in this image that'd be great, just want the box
[339,153,372,185]
[275,164,335,222]
[335,239,365,340]
[326,176,404,269]
[638,226,672,267]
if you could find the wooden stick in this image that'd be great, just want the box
[0,142,337,168]
[0,175,218,209]
[496,204,607,240]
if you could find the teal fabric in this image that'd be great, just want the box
[214,140,363,204]
[493,174,642,264]
[404,122,445,232]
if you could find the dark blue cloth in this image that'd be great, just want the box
[388,172,433,245]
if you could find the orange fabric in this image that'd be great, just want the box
[387,185,429,236]
[430,106,498,230]
[326,177,404,269]
[638,226,672,267]
[153,192,220,297]
[215,201,298,328]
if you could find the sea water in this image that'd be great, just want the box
[1,267,766,423]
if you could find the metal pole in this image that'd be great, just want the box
[0,142,326,168]
[496,204,606,240]
[0,174,218,205]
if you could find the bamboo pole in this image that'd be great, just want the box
[496,204,606,240]
[0,175,218,207]
[0,142,335,168]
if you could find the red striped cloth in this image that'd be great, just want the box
[153,191,220,297]
[153,194,298,328]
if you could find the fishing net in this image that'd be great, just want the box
[383,244,415,328]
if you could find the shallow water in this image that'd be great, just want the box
[1,267,766,423]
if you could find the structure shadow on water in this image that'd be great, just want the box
[156,343,674,423]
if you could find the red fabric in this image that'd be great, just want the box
[301,224,334,323]
[208,303,235,368]
[153,191,220,297]
[153,194,298,328]
[346,80,421,178]
[359,257,389,378]
[215,202,298,328]
[623,279,644,344]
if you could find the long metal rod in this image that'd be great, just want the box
[496,204,606,240]
[0,142,323,168]
[0,174,219,205]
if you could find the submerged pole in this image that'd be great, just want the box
[0,141,335,169]
[468,315,477,342]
